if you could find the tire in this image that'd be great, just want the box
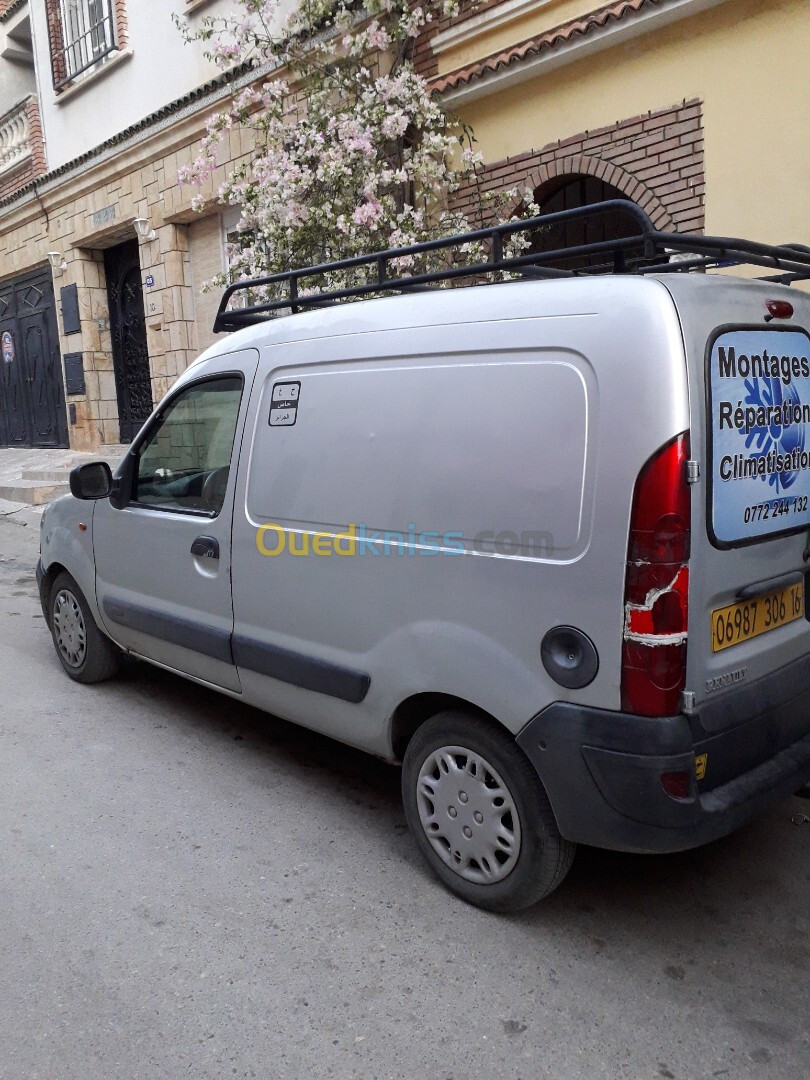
[402,711,576,912]
[48,571,121,684]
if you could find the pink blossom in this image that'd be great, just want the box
[282,202,309,227]
[381,111,409,138]
[352,200,383,227]
[366,21,390,50]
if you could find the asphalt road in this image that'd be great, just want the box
[1,511,808,1080]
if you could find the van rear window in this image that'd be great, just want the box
[708,327,810,546]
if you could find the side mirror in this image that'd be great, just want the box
[69,461,113,501]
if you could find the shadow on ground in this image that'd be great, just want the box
[113,653,808,940]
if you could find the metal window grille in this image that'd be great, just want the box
[54,0,116,88]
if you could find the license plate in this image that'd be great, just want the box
[711,582,804,653]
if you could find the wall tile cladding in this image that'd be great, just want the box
[189,214,227,355]
[113,0,128,49]
[0,0,25,17]
[411,0,499,80]
[451,99,705,233]
[0,99,47,201]
[43,0,67,86]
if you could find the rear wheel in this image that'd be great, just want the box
[49,572,120,684]
[402,712,575,912]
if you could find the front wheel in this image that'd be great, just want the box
[402,712,576,912]
[49,572,121,684]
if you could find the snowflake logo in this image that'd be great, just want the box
[741,377,804,492]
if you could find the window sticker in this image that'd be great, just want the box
[269,381,300,427]
[709,328,810,545]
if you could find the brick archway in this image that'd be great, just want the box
[507,154,676,232]
[452,101,705,235]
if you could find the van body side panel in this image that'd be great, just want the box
[230,280,688,758]
[249,357,590,553]
[39,493,103,625]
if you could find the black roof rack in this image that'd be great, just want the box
[213,199,810,332]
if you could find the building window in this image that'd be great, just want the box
[222,206,265,306]
[48,0,117,89]
[221,206,254,274]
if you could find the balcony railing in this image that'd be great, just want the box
[52,0,116,89]
[0,97,33,178]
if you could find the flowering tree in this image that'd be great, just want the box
[176,0,535,305]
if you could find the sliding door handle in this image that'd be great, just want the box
[191,535,220,560]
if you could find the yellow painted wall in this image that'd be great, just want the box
[454,0,810,245]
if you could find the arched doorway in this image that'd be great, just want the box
[531,176,643,271]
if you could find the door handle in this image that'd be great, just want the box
[191,535,220,560]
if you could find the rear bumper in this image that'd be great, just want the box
[516,655,810,853]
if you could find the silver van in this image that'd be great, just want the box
[37,203,810,911]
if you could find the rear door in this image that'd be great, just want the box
[665,277,810,727]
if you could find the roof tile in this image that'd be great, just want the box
[431,0,665,94]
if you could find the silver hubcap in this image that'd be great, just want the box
[52,589,87,669]
[416,745,521,884]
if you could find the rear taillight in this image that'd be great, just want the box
[621,433,691,717]
[765,299,793,320]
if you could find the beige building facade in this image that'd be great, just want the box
[0,89,255,449]
[0,0,807,451]
[0,0,254,450]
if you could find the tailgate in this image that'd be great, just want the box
[662,276,810,731]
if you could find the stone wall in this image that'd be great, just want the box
[0,96,253,449]
[189,213,228,356]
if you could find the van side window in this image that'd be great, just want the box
[133,376,243,515]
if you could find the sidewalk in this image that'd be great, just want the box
[0,445,127,513]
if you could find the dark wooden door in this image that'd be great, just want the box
[105,240,153,442]
[0,269,69,448]
[533,177,644,271]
